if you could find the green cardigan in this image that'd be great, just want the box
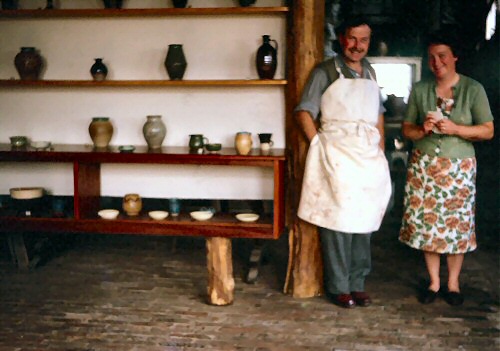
[405,74,493,158]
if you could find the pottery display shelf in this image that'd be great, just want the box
[0,143,286,305]
[0,7,289,18]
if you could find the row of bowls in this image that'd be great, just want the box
[98,209,259,222]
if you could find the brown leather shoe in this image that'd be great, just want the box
[328,293,356,308]
[351,291,372,307]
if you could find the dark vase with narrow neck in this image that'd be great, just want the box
[90,58,108,81]
[256,35,278,79]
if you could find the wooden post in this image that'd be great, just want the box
[206,237,234,305]
[284,0,325,298]
[7,233,29,271]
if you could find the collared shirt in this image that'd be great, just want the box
[295,55,384,120]
[405,74,493,158]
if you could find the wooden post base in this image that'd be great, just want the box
[7,233,29,271]
[206,237,234,305]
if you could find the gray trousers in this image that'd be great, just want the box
[319,227,372,294]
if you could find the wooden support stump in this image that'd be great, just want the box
[7,233,29,271]
[206,237,234,305]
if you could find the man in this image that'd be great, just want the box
[295,16,391,308]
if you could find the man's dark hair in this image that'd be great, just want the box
[336,15,371,36]
[425,27,461,57]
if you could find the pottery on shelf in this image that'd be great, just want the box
[143,115,166,149]
[14,47,43,81]
[172,0,188,8]
[123,193,142,216]
[238,0,256,6]
[103,0,123,8]
[90,58,108,81]
[256,35,278,79]
[1,0,18,10]
[235,132,252,155]
[165,44,187,80]
[88,117,113,149]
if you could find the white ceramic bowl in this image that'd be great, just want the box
[98,209,119,220]
[10,187,44,200]
[236,213,259,222]
[149,210,169,220]
[30,141,51,150]
[190,210,214,221]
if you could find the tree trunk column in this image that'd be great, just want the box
[206,237,234,305]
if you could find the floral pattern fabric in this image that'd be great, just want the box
[399,149,477,254]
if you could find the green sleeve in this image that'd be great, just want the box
[471,84,494,124]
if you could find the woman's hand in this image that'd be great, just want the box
[435,118,458,135]
[423,112,439,135]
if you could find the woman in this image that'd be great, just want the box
[399,30,494,306]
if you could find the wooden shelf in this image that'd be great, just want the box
[0,7,289,19]
[0,144,286,240]
[0,79,287,88]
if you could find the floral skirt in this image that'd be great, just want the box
[399,150,477,254]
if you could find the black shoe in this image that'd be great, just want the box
[418,288,439,304]
[444,291,464,306]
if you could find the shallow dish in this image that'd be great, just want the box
[30,141,51,150]
[118,145,136,153]
[149,210,169,220]
[205,143,222,152]
[98,209,119,220]
[236,213,259,222]
[10,187,44,200]
[190,210,214,221]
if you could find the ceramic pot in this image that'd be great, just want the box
[14,47,43,80]
[384,94,407,119]
[143,115,166,149]
[172,0,188,7]
[123,193,142,216]
[165,44,187,80]
[90,58,108,81]
[1,0,18,10]
[235,132,252,155]
[89,117,113,149]
[103,0,123,8]
[238,0,256,6]
[256,35,278,79]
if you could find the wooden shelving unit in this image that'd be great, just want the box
[0,79,287,87]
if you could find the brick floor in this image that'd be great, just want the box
[0,220,498,351]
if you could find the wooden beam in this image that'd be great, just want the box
[284,0,324,298]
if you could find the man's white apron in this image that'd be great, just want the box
[297,69,391,233]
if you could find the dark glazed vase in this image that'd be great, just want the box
[238,0,256,6]
[256,35,278,79]
[165,44,187,80]
[102,0,123,8]
[172,0,188,8]
[14,47,43,81]
[90,58,108,81]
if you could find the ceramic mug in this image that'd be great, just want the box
[258,133,273,144]
[189,134,209,153]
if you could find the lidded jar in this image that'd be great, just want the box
[89,117,113,149]
[235,132,253,155]
[142,115,167,149]
[14,47,43,80]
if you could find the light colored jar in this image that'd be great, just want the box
[89,117,113,149]
[123,193,142,216]
[143,115,167,149]
[235,132,253,155]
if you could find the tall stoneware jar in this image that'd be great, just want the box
[143,115,166,149]
[123,193,142,216]
[14,47,43,80]
[235,132,253,155]
[89,117,113,149]
[256,35,278,79]
[165,44,187,80]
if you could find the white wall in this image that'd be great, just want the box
[0,0,286,199]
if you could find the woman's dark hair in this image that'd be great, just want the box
[426,28,461,57]
[336,15,371,36]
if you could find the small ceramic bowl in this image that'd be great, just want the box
[10,136,28,147]
[98,209,119,220]
[190,210,214,221]
[236,213,260,222]
[205,143,222,152]
[148,210,169,220]
[30,141,51,150]
[118,145,136,153]
[10,187,44,200]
